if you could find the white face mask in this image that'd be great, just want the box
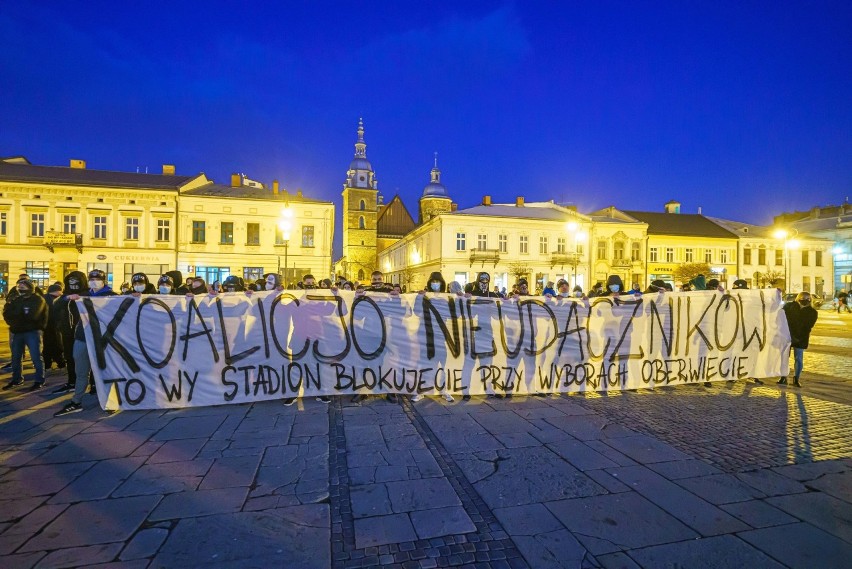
[133,284,146,293]
[89,280,104,291]
[159,285,171,294]
[265,283,276,290]
[609,284,620,292]
[574,291,583,298]
[559,291,570,297]
[430,282,441,292]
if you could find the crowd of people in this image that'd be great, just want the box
[1,268,817,416]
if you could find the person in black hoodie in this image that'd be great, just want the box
[43,282,66,370]
[52,271,87,394]
[602,275,624,296]
[3,277,49,391]
[423,271,447,293]
[778,292,818,387]
[54,269,117,416]
[128,272,156,296]
[470,272,500,298]
[165,270,189,295]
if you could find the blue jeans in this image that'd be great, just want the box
[72,340,92,405]
[793,347,804,379]
[11,330,44,384]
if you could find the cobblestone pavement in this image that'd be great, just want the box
[0,313,850,568]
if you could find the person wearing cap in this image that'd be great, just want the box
[2,278,48,391]
[732,279,749,290]
[51,271,87,394]
[221,275,245,293]
[552,279,571,298]
[156,274,175,295]
[514,278,530,297]
[43,282,66,370]
[54,269,117,416]
[128,272,156,296]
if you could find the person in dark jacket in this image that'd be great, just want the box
[53,269,117,416]
[423,272,447,293]
[601,275,624,296]
[52,271,87,394]
[471,272,500,298]
[732,279,749,290]
[689,274,707,291]
[128,272,156,295]
[156,274,175,295]
[2,277,48,391]
[779,292,818,387]
[165,270,188,295]
[43,282,66,370]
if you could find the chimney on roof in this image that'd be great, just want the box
[451,202,458,212]
[296,190,303,198]
[698,206,702,215]
[482,195,491,206]
[272,180,279,195]
[664,200,681,214]
[811,207,821,219]
[70,159,86,169]
[516,196,524,207]
[162,164,175,175]
[230,173,241,188]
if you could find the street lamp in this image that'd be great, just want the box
[773,228,799,292]
[565,221,587,289]
[278,206,293,284]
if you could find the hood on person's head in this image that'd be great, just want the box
[64,271,87,294]
[689,274,707,291]
[222,275,244,292]
[15,277,35,295]
[263,273,282,291]
[605,274,624,293]
[426,272,447,293]
[189,277,208,295]
[165,270,183,288]
[648,279,668,292]
[732,279,748,290]
[47,282,63,294]
[131,272,151,293]
[476,272,491,293]
[593,281,603,291]
[320,278,332,289]
[341,281,354,291]
[706,278,720,290]
[448,281,464,295]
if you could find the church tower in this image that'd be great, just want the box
[419,153,453,224]
[341,119,379,281]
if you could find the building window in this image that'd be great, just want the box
[758,247,766,265]
[539,236,548,255]
[62,214,77,234]
[125,217,139,240]
[25,261,50,288]
[498,234,507,253]
[685,248,694,263]
[631,242,641,261]
[30,213,44,237]
[93,216,107,239]
[557,237,566,254]
[665,247,674,262]
[775,249,783,265]
[614,241,625,260]
[456,232,466,252]
[359,200,366,211]
[220,222,234,244]
[649,247,658,262]
[815,250,823,267]
[358,216,365,229]
[478,234,487,250]
[803,276,811,292]
[192,220,206,243]
[244,267,263,282]
[801,250,809,266]
[302,225,315,247]
[721,249,728,263]
[156,219,170,242]
[705,249,712,263]
[0,212,6,236]
[743,248,751,265]
[196,266,230,285]
[597,240,607,260]
[246,223,260,245]
[357,268,365,281]
[519,235,529,254]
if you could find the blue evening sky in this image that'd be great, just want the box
[1,1,850,254]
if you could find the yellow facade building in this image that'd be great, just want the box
[0,156,333,293]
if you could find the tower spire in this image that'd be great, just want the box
[354,118,366,158]
[430,151,441,184]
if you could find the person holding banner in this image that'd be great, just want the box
[471,272,501,298]
[779,292,818,387]
[53,269,117,417]
[156,274,175,295]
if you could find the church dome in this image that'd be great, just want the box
[350,157,373,172]
[421,153,449,198]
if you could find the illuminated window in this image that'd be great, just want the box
[302,225,315,247]
[775,249,783,265]
[220,222,234,244]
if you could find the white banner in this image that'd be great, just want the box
[77,290,791,410]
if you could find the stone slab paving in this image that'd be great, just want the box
[1,345,851,568]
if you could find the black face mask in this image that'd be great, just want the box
[190,283,207,294]
[799,299,811,305]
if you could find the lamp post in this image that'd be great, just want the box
[278,206,293,285]
[773,228,800,292]
[565,221,588,289]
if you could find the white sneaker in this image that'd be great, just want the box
[444,393,454,402]
[411,394,424,402]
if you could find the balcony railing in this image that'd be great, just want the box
[611,258,633,268]
[469,248,500,267]
[550,252,581,269]
[43,231,83,253]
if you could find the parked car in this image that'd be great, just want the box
[782,293,823,308]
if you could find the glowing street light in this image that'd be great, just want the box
[278,206,293,282]
[774,227,799,292]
